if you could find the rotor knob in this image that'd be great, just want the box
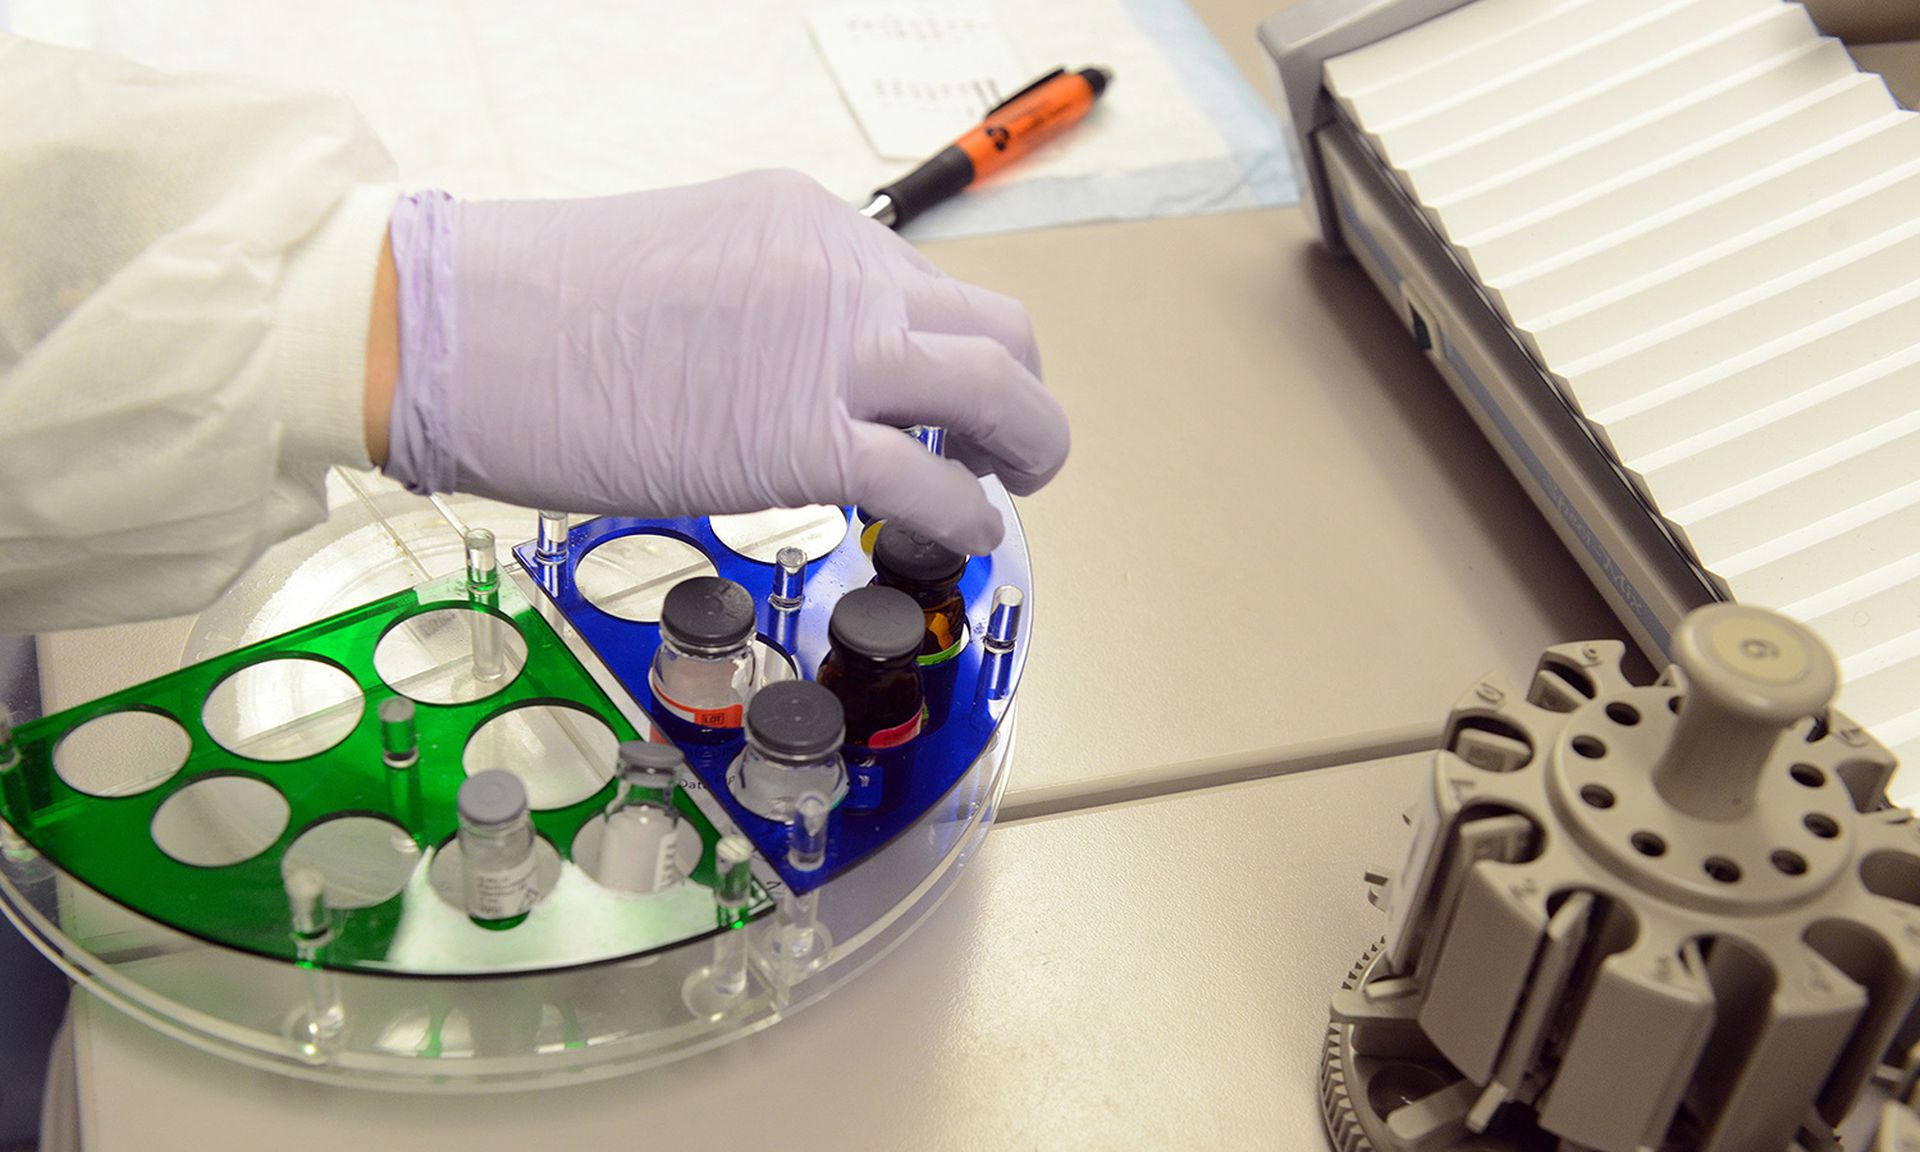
[1651,603,1837,821]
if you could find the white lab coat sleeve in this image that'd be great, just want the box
[0,33,398,632]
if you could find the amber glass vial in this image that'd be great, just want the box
[816,586,925,749]
[870,522,968,666]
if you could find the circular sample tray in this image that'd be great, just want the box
[0,484,1030,1088]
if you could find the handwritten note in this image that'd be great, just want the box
[808,2,1029,160]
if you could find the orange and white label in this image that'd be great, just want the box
[649,672,745,729]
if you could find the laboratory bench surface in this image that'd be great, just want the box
[42,3,1920,1149]
[928,203,1623,814]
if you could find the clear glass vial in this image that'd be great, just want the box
[593,741,686,894]
[650,576,757,731]
[871,521,969,666]
[731,681,848,821]
[457,770,538,929]
[816,586,925,749]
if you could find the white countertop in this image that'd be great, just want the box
[931,202,1624,814]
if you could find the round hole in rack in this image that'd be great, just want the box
[281,815,422,908]
[202,657,364,762]
[1572,736,1607,760]
[374,608,528,705]
[1703,856,1742,884]
[1668,696,1682,715]
[54,710,191,797]
[710,505,848,564]
[1771,849,1808,876]
[151,775,290,868]
[1631,831,1666,857]
[1805,813,1840,840]
[1605,703,1640,727]
[754,638,798,689]
[1790,763,1826,789]
[462,702,619,810]
[575,534,717,623]
[1579,784,1615,809]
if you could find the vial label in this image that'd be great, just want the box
[918,631,966,667]
[654,828,679,885]
[864,709,923,750]
[467,852,538,921]
[598,810,682,893]
[650,671,745,729]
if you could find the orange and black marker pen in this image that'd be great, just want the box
[859,66,1113,230]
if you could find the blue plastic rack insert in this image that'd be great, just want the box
[513,503,1031,894]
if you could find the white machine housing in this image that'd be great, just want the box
[1260,0,1920,797]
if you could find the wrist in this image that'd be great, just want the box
[275,183,394,470]
[364,231,399,466]
[382,190,462,496]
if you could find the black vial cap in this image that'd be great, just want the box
[873,521,966,586]
[659,576,755,654]
[746,681,845,761]
[828,586,925,661]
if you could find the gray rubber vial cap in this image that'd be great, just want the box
[458,770,528,828]
[746,681,846,761]
[618,741,686,775]
[659,576,756,654]
[828,586,924,661]
[874,521,966,585]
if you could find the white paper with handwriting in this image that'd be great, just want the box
[806,2,1029,160]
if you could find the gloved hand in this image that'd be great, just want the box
[383,170,1068,554]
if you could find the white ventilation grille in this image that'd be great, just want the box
[1325,0,1920,792]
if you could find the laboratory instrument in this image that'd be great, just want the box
[0,479,1033,1089]
[1262,0,1920,797]
[1322,602,1918,1151]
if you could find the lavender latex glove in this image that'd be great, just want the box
[384,170,1068,554]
